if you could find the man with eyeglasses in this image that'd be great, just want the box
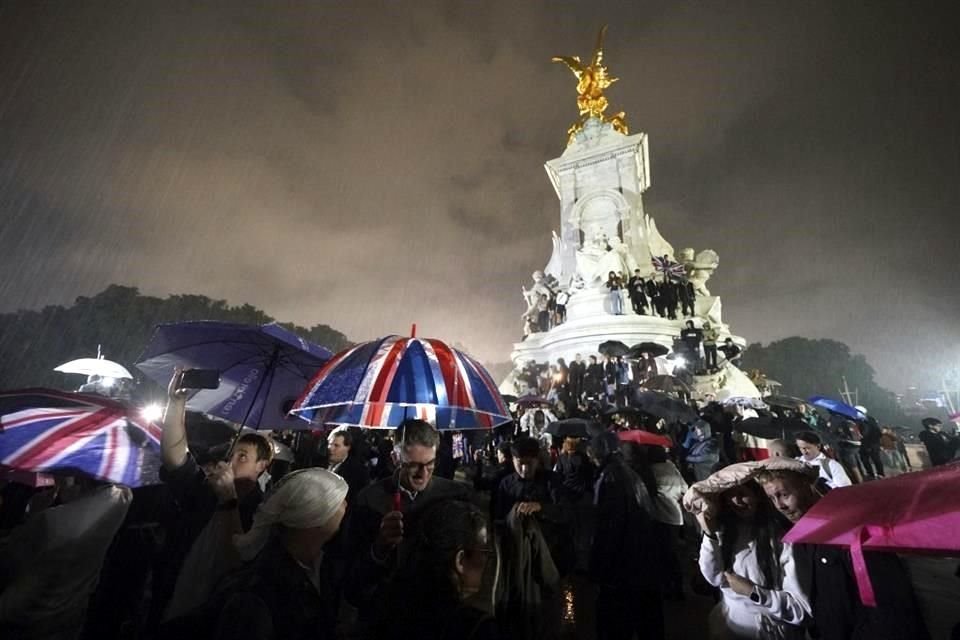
[344,419,471,624]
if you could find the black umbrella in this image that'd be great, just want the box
[764,395,809,411]
[184,411,238,452]
[633,390,699,424]
[598,340,630,358]
[516,395,552,408]
[545,418,597,440]
[641,375,691,395]
[603,405,642,418]
[627,342,669,359]
[501,394,519,405]
[736,416,812,440]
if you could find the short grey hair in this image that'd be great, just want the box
[398,419,439,450]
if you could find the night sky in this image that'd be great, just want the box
[1,1,957,390]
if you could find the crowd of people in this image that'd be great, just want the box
[1,366,958,640]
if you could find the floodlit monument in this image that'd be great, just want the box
[507,27,759,400]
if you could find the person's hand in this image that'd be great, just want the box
[206,461,237,503]
[167,367,188,402]
[516,502,542,516]
[723,571,755,596]
[375,511,404,555]
[696,510,718,535]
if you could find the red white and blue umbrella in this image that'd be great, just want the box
[0,388,162,487]
[290,335,511,430]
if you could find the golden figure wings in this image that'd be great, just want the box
[552,25,628,145]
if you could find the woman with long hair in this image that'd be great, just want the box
[696,481,810,639]
[373,500,498,640]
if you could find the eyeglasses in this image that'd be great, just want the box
[400,458,436,473]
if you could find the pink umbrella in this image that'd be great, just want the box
[616,429,672,448]
[783,462,960,606]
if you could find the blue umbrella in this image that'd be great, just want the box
[136,322,332,431]
[291,334,511,430]
[808,395,866,421]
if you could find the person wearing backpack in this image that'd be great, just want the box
[795,432,851,491]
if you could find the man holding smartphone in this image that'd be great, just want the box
[149,369,274,628]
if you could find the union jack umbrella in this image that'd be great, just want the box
[651,255,687,280]
[0,388,162,487]
[290,335,511,430]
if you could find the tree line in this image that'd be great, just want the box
[0,285,352,390]
[742,337,905,426]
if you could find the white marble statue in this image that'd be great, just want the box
[521,270,555,322]
[681,248,720,297]
[544,230,568,284]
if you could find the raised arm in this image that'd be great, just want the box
[161,369,189,470]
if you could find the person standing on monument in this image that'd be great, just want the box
[680,321,704,373]
[569,353,586,402]
[646,277,662,317]
[554,289,569,325]
[702,322,720,372]
[606,271,624,315]
[679,277,696,318]
[628,269,649,315]
[585,355,605,401]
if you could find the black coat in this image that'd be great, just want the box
[794,544,929,640]
[590,457,660,591]
[344,475,471,619]
[330,453,370,505]
[919,429,958,466]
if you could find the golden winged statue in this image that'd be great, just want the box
[552,25,628,145]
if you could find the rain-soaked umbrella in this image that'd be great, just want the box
[136,321,332,431]
[641,375,691,395]
[736,416,810,441]
[617,429,673,448]
[545,418,596,440]
[633,390,699,424]
[291,334,510,430]
[627,342,669,359]
[764,395,809,411]
[784,462,960,606]
[598,340,630,358]
[0,388,161,487]
[54,358,133,380]
[808,396,866,421]
[516,395,552,409]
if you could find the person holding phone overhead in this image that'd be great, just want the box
[149,369,275,629]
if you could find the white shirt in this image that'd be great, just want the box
[796,452,851,489]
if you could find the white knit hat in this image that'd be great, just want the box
[234,468,348,560]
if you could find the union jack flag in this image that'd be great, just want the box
[0,388,162,487]
[651,255,687,280]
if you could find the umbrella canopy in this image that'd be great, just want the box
[516,395,552,409]
[721,396,769,410]
[597,340,630,358]
[501,394,519,405]
[627,342,669,359]
[736,416,811,441]
[641,375,691,395]
[291,335,511,430]
[136,321,332,431]
[54,358,133,380]
[764,395,809,410]
[808,396,866,421]
[183,411,238,452]
[0,388,161,487]
[633,390,699,424]
[617,429,672,448]
[783,462,960,606]
[545,418,596,440]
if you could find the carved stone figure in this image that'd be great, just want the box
[521,270,555,323]
[681,248,720,297]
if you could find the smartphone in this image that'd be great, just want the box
[179,368,221,390]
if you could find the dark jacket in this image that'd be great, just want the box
[590,456,660,591]
[553,451,594,498]
[344,475,471,618]
[495,470,574,576]
[794,544,929,640]
[151,455,261,626]
[919,429,958,466]
[330,454,370,505]
[496,507,561,640]
[210,536,336,640]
